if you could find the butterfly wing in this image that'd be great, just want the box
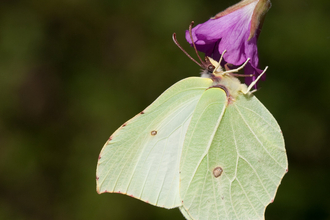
[96,77,213,208]
[179,206,194,220]
[180,93,288,219]
[179,87,228,218]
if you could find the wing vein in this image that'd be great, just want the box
[210,155,220,220]
[235,103,280,132]
[236,178,262,218]
[233,104,286,170]
[228,113,240,220]
[239,156,272,200]
[184,102,226,194]
[124,95,199,196]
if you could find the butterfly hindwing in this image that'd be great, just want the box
[179,87,228,218]
[180,93,287,220]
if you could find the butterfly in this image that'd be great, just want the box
[96,24,288,220]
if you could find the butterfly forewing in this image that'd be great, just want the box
[97,77,213,208]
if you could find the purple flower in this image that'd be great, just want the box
[186,0,271,86]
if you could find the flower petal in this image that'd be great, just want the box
[185,0,270,87]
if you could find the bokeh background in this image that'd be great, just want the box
[1,0,329,219]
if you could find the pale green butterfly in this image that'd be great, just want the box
[96,31,288,220]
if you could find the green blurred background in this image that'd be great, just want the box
[1,0,329,219]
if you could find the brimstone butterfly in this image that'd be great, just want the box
[96,32,288,220]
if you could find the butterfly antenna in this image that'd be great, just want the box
[219,50,226,64]
[188,21,206,67]
[172,33,203,68]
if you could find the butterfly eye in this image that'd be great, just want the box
[208,65,215,73]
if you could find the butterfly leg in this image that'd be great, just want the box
[222,58,250,75]
[242,66,268,94]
